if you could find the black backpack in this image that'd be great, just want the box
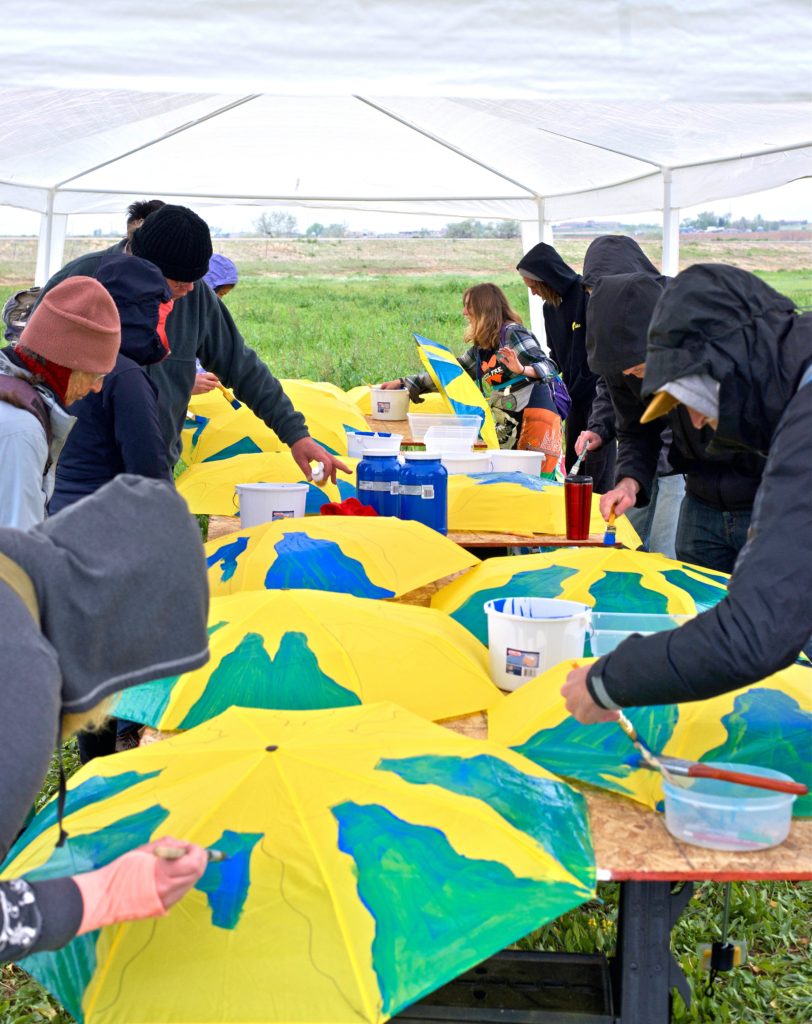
[2,287,41,342]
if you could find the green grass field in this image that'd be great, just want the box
[1,238,811,1023]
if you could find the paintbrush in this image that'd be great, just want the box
[615,710,678,784]
[569,439,590,476]
[636,756,808,796]
[215,382,241,409]
[603,508,617,546]
[153,844,229,863]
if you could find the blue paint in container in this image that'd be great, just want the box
[356,451,401,517]
[399,453,448,534]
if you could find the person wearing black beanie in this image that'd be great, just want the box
[33,203,350,487]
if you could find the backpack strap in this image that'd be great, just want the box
[0,374,53,469]
[0,551,40,627]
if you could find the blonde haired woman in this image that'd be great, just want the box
[381,282,569,474]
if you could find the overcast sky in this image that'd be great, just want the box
[0,178,808,237]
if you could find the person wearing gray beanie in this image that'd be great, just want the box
[35,202,350,487]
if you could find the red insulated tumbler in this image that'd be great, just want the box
[564,474,593,540]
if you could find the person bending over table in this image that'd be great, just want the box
[563,265,812,722]
[0,476,210,961]
[379,282,569,474]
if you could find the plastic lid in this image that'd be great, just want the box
[403,451,443,461]
[360,449,400,458]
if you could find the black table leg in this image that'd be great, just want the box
[611,881,693,1023]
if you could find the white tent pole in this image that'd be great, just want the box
[661,169,680,277]
[520,200,548,347]
[34,190,66,285]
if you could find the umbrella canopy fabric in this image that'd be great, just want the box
[414,334,499,449]
[446,476,640,544]
[182,386,368,463]
[176,452,359,515]
[489,660,812,817]
[431,548,728,645]
[2,703,596,1024]
[205,516,478,599]
[114,590,502,730]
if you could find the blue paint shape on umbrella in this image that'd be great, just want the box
[178,631,361,729]
[512,705,679,798]
[264,533,394,598]
[588,572,668,613]
[207,536,250,583]
[448,565,580,643]
[377,754,594,882]
[333,801,591,1016]
[661,569,727,611]
[702,688,812,816]
[187,415,208,449]
[202,437,264,462]
[3,771,162,868]
[195,829,263,929]
[471,473,548,490]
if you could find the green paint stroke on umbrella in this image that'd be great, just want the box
[202,437,263,462]
[195,829,264,929]
[334,801,591,1017]
[23,932,97,1024]
[377,754,594,884]
[115,674,181,728]
[661,569,727,611]
[702,688,812,817]
[3,770,162,868]
[178,631,360,729]
[449,565,580,643]
[588,572,668,613]
[513,705,679,797]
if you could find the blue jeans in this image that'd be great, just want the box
[675,492,752,573]
[626,474,685,559]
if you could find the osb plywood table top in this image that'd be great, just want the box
[439,713,812,883]
[448,530,618,549]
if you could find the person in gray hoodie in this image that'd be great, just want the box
[0,475,210,962]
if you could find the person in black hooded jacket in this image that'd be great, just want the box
[516,243,616,491]
[562,264,812,720]
[49,253,174,513]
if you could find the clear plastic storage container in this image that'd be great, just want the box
[589,612,692,656]
[407,413,481,443]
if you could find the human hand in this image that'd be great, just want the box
[377,380,404,390]
[290,437,351,486]
[73,836,208,934]
[575,430,602,455]
[191,371,220,396]
[599,478,639,519]
[561,666,620,725]
[497,346,523,374]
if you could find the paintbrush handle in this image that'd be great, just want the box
[154,844,227,862]
[215,382,237,403]
[687,764,808,795]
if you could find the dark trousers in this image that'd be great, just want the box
[675,492,752,573]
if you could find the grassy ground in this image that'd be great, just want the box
[1,236,811,1022]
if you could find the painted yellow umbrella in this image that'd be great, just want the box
[205,516,478,598]
[3,703,595,1024]
[446,476,640,544]
[176,452,359,516]
[414,334,499,449]
[489,660,812,817]
[182,389,368,463]
[114,589,502,730]
[431,548,728,645]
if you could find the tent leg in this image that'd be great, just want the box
[521,200,551,348]
[35,195,67,285]
[662,170,680,277]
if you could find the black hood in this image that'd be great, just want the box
[585,272,668,377]
[97,253,172,366]
[0,475,210,714]
[582,236,660,290]
[516,243,580,297]
[643,264,810,454]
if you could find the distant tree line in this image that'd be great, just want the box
[443,219,520,238]
[253,212,351,238]
[681,210,807,232]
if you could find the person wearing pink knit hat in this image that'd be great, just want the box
[0,276,121,529]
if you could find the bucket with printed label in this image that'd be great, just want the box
[370,387,410,420]
[235,483,309,528]
[483,597,591,691]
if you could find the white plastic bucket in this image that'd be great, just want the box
[236,483,309,528]
[489,450,543,476]
[371,387,410,420]
[483,597,591,691]
[345,430,404,458]
[440,452,492,474]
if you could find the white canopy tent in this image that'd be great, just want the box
[3,1,810,337]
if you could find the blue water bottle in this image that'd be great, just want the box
[399,452,448,534]
[356,451,401,517]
